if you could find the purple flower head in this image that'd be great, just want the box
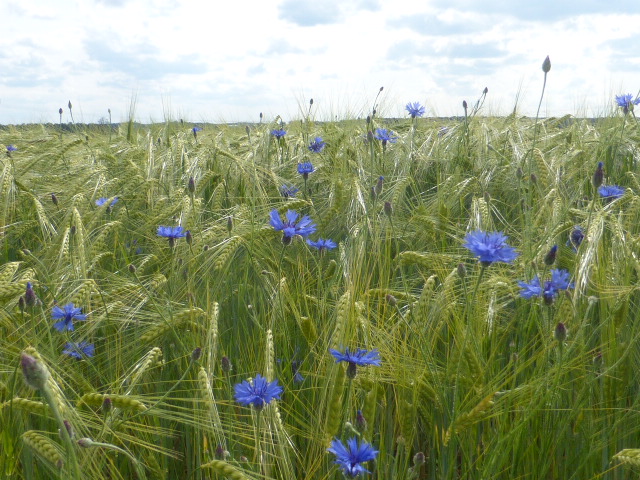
[52,303,88,332]
[374,128,398,146]
[330,348,381,377]
[615,94,640,113]
[269,209,316,243]
[192,126,202,134]
[518,269,573,303]
[6,145,17,152]
[96,197,118,207]
[271,129,287,139]
[328,437,379,477]
[297,162,314,179]
[233,374,283,410]
[308,137,326,153]
[62,341,95,359]
[307,238,337,252]
[405,102,425,118]
[157,226,186,239]
[598,185,625,200]
[463,230,518,266]
[567,225,584,251]
[280,184,299,198]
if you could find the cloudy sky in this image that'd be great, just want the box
[1,0,639,124]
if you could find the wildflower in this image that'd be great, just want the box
[542,55,551,73]
[330,347,381,378]
[544,245,558,266]
[6,145,17,156]
[592,162,604,189]
[405,102,425,118]
[192,126,202,138]
[598,185,625,200]
[233,374,283,410]
[518,269,574,305]
[306,238,337,252]
[328,437,379,477]
[95,197,118,207]
[308,137,325,153]
[355,410,367,434]
[24,282,36,307]
[269,209,316,245]
[463,230,518,266]
[374,176,384,196]
[52,303,88,332]
[554,322,567,342]
[62,341,95,359]
[271,129,287,139]
[157,225,187,247]
[615,94,640,114]
[221,356,232,373]
[21,352,49,390]
[374,128,398,146]
[297,162,314,179]
[567,225,584,250]
[291,360,305,384]
[280,184,299,198]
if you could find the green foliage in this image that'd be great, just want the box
[1,111,640,480]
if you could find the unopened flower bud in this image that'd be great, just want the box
[24,282,36,307]
[102,397,112,413]
[191,347,202,362]
[413,451,426,467]
[61,420,74,440]
[374,176,384,196]
[462,100,468,110]
[227,216,233,234]
[20,352,49,390]
[384,201,393,217]
[215,444,227,459]
[186,230,192,245]
[18,296,26,312]
[355,409,367,434]
[77,438,94,448]
[542,55,551,73]
[554,322,567,342]
[188,176,195,193]
[592,162,604,189]
[544,245,558,266]
[221,356,232,373]
[457,262,467,279]
[385,294,397,306]
[51,193,58,206]
[128,263,136,273]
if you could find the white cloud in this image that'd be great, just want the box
[0,0,639,123]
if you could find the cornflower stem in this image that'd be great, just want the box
[253,409,263,470]
[41,385,82,480]
[525,70,548,255]
[341,376,354,441]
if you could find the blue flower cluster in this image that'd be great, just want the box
[519,269,574,304]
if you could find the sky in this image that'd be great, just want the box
[1,0,639,124]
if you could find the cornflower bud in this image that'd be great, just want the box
[554,322,567,342]
[544,245,558,266]
[20,352,49,390]
[542,55,551,73]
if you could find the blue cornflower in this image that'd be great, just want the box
[297,162,315,178]
[271,129,287,139]
[330,347,381,379]
[567,225,584,251]
[463,230,518,266]
[291,360,305,384]
[269,209,316,244]
[157,225,187,247]
[308,137,326,153]
[330,348,381,366]
[328,437,379,477]
[280,184,299,198]
[598,185,625,200]
[374,128,398,146]
[307,238,337,252]
[52,303,87,332]
[96,197,118,207]
[192,126,202,133]
[615,94,640,113]
[406,102,425,118]
[233,374,283,410]
[62,341,95,359]
[6,145,17,152]
[518,269,573,305]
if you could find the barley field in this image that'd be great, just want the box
[2,82,640,479]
